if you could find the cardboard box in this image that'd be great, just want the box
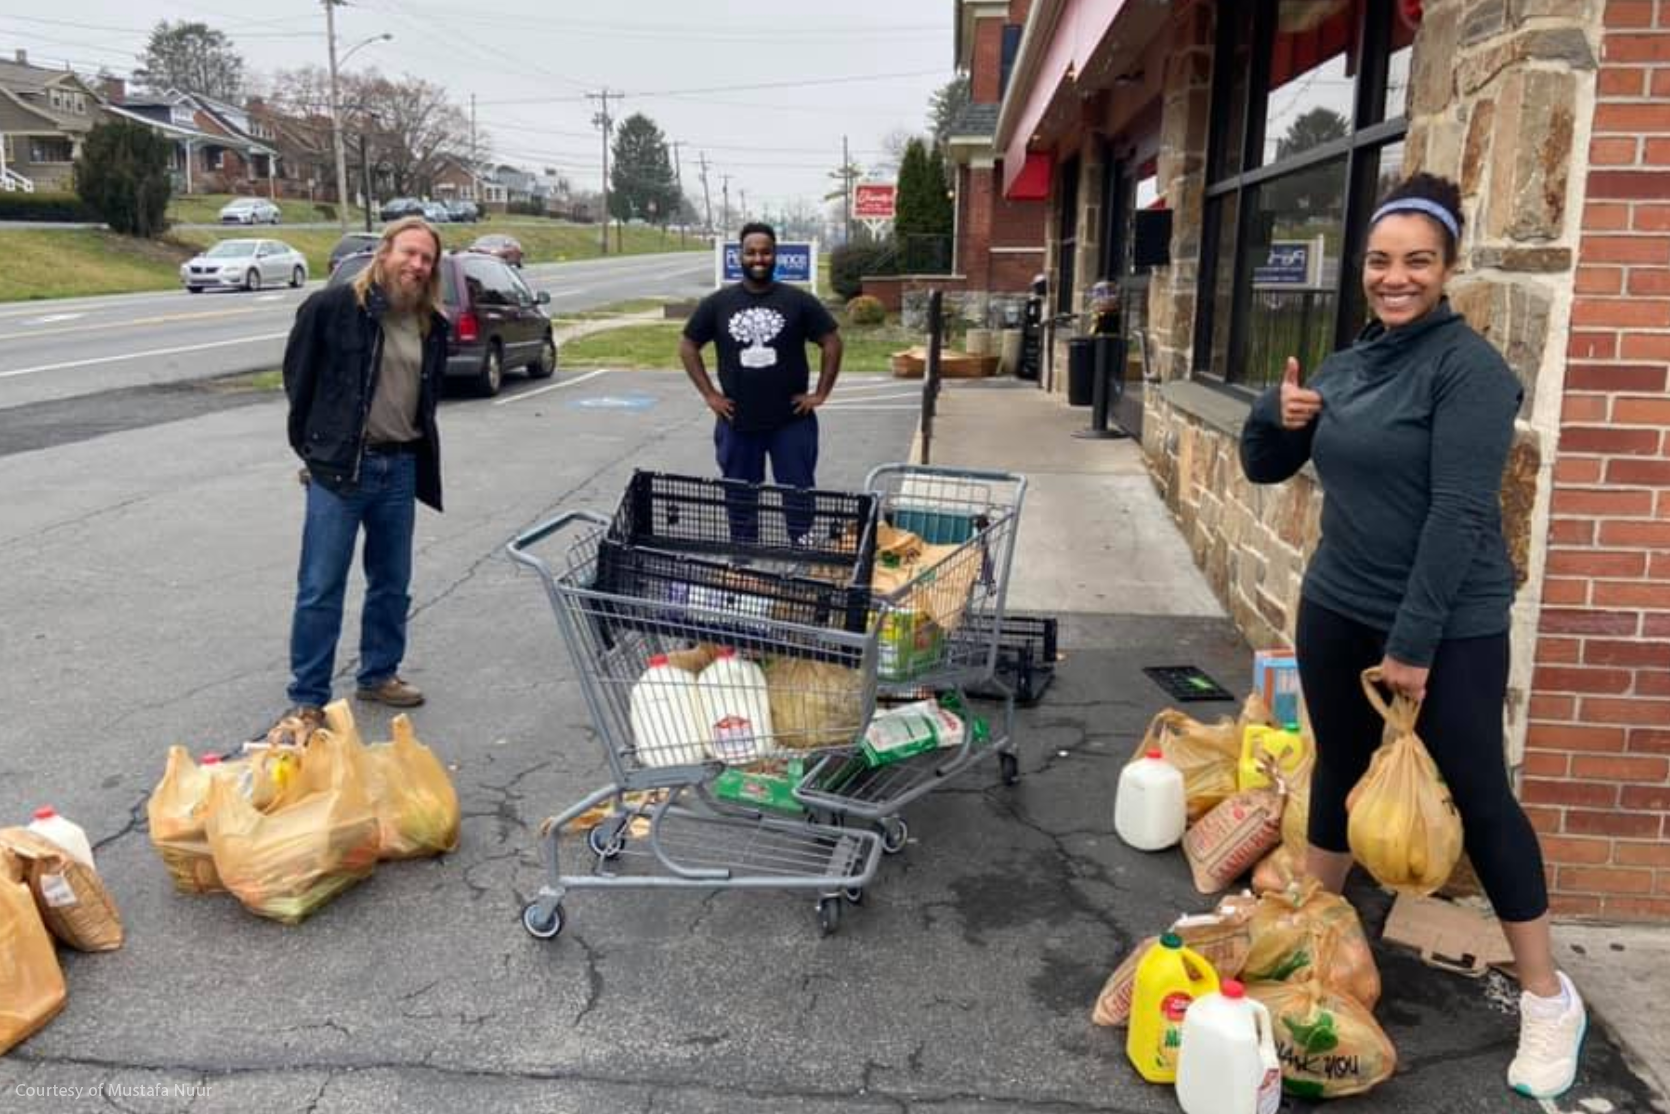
[1382,893,1517,979]
[1253,648,1301,728]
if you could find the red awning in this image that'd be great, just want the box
[1006,152,1053,200]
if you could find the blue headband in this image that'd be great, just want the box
[1371,197,1459,240]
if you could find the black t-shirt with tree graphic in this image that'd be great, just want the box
[683,282,838,433]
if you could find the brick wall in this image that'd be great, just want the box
[1524,0,1670,920]
[973,18,1004,104]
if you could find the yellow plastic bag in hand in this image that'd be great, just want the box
[360,715,461,860]
[0,873,66,1055]
[206,728,381,924]
[1346,668,1463,897]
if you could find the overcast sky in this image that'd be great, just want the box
[4,3,957,213]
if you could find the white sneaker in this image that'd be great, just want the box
[1508,971,1587,1099]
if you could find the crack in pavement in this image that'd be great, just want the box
[90,789,151,854]
[0,493,154,555]
[571,929,606,1027]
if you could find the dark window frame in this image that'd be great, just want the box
[1055,154,1081,317]
[1194,0,1410,390]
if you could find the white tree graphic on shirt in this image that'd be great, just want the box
[728,306,785,368]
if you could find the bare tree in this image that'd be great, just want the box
[356,70,471,197]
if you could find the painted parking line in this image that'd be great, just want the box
[819,404,921,412]
[0,332,289,379]
[491,367,611,406]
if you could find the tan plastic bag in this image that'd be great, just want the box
[1242,878,1381,1008]
[1091,892,1258,1027]
[147,745,296,893]
[0,874,67,1055]
[1249,927,1398,1099]
[206,727,381,924]
[1181,776,1286,894]
[0,829,123,952]
[360,715,461,860]
[1346,668,1463,897]
[1252,844,1305,895]
[1130,710,1240,821]
[763,656,865,750]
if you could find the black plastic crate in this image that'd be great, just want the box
[594,538,875,639]
[609,470,878,583]
[963,613,1058,706]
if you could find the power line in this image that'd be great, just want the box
[474,69,947,107]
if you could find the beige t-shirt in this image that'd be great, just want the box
[366,311,423,445]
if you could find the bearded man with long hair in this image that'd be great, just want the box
[278,217,449,727]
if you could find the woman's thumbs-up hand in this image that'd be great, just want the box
[1279,357,1323,431]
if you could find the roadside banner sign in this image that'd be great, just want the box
[1252,236,1326,287]
[854,183,897,219]
[715,240,819,289]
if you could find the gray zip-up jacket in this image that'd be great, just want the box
[1239,300,1523,666]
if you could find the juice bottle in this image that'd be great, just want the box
[1126,932,1220,1084]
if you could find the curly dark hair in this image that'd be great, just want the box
[1372,172,1465,263]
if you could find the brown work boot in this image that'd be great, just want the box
[355,676,425,707]
[255,705,324,750]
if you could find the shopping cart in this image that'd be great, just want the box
[506,500,886,940]
[795,464,1028,850]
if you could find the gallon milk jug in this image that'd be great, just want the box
[696,649,774,763]
[27,806,96,870]
[629,654,708,767]
[1127,932,1221,1084]
[1115,749,1187,850]
[1176,978,1282,1114]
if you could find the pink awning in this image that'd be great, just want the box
[1001,0,1131,196]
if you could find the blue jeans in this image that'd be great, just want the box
[714,413,819,543]
[288,452,417,708]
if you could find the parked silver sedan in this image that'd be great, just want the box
[181,239,309,293]
[218,197,282,224]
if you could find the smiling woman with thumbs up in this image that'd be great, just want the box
[1240,172,1587,1101]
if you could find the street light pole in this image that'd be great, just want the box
[324,0,350,234]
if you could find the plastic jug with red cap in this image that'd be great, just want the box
[1115,748,1186,850]
[26,806,95,870]
[1175,977,1282,1114]
[629,653,709,767]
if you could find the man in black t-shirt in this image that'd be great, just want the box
[679,222,842,498]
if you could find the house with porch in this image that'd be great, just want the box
[104,87,279,198]
[0,49,103,192]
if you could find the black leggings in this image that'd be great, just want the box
[1295,598,1549,923]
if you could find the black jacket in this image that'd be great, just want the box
[283,282,448,511]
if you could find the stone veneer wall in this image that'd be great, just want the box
[1140,0,1599,786]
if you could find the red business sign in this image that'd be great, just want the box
[854,183,897,219]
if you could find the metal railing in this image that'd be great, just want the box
[1242,287,1337,390]
[0,168,36,193]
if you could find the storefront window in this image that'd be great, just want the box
[1261,0,1357,166]
[1196,0,1411,389]
[1239,159,1347,388]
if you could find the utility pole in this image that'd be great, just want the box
[469,93,477,166]
[588,88,620,254]
[323,0,350,233]
[720,173,731,236]
[842,134,853,246]
[739,189,747,224]
[669,139,686,246]
[697,151,713,238]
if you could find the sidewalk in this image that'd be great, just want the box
[917,374,1670,1108]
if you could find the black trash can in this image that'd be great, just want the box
[1067,336,1095,406]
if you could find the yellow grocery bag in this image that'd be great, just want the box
[205,727,381,924]
[1345,668,1463,896]
[147,745,299,893]
[360,715,461,860]
[1131,694,1269,821]
[0,871,66,1054]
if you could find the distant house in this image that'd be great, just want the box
[0,49,103,192]
[431,156,488,204]
[105,87,280,197]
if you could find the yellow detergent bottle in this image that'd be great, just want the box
[1238,723,1308,791]
[1126,932,1221,1084]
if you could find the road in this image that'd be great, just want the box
[0,251,711,410]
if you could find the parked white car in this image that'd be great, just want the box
[181,239,309,293]
[218,197,282,224]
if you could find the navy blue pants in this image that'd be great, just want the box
[1295,597,1549,923]
[714,413,819,542]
